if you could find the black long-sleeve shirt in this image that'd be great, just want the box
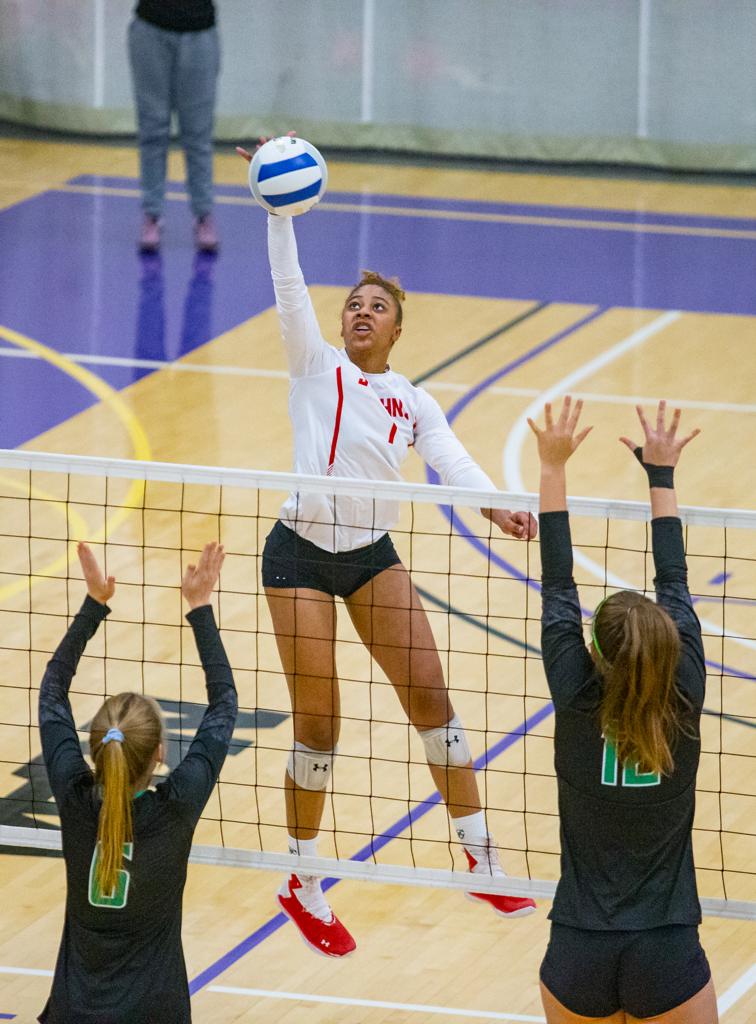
[135,0,215,32]
[540,512,705,931]
[38,596,237,1024]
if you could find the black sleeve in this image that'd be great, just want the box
[652,516,706,707]
[539,511,594,709]
[164,604,238,826]
[39,595,109,806]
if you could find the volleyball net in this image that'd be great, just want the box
[0,449,753,920]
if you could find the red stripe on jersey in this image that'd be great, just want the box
[326,365,344,475]
[388,423,397,444]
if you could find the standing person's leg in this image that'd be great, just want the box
[345,562,535,917]
[345,563,477,814]
[127,17,175,246]
[175,25,220,250]
[265,585,355,957]
[265,587,339,839]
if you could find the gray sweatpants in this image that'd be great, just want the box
[128,16,220,218]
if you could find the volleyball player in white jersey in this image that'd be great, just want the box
[239,145,537,957]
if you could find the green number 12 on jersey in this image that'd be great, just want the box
[601,738,660,787]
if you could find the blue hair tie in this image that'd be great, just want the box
[102,727,124,745]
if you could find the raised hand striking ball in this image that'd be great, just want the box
[248,136,327,217]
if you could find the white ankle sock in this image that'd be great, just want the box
[450,811,487,846]
[288,834,319,858]
[284,835,332,921]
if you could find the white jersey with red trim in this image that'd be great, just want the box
[269,214,496,552]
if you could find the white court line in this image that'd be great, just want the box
[718,963,756,1016]
[1,346,754,415]
[208,986,545,1021]
[502,310,756,653]
[0,963,750,1017]
[0,965,53,977]
[0,346,287,379]
[428,381,756,414]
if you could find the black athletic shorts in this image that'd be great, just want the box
[261,520,402,598]
[540,922,711,1018]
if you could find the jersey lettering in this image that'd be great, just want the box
[601,738,660,787]
[380,397,409,420]
[88,842,134,909]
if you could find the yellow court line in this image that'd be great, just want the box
[0,324,152,601]
[55,183,756,241]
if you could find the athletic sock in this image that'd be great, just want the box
[450,810,487,846]
[283,835,332,921]
[288,834,319,858]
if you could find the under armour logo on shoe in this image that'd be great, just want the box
[321,939,330,947]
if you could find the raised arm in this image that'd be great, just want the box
[237,144,333,378]
[165,542,238,825]
[528,398,594,706]
[620,401,705,702]
[39,543,115,805]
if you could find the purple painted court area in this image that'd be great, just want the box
[0,175,755,448]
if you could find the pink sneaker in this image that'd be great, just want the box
[277,874,356,958]
[194,214,219,253]
[138,214,162,253]
[464,842,537,918]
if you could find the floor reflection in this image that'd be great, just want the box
[136,251,217,365]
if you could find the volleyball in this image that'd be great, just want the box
[248,136,328,217]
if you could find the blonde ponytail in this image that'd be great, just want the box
[95,734,132,896]
[593,592,684,776]
[90,693,162,898]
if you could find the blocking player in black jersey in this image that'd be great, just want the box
[38,540,236,1024]
[528,398,717,1023]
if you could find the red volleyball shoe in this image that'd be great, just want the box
[277,874,357,957]
[464,839,537,918]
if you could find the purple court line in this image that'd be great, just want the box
[424,304,605,608]
[188,700,554,996]
[423,308,756,685]
[66,176,756,232]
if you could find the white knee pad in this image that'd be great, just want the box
[419,714,471,767]
[287,742,335,791]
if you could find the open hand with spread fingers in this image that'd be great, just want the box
[620,400,700,468]
[181,541,226,610]
[527,395,593,467]
[77,542,116,605]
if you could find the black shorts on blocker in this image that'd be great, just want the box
[262,520,402,598]
[540,922,711,1019]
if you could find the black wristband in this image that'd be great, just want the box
[633,447,675,488]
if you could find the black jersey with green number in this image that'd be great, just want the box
[539,512,705,931]
[37,596,237,1024]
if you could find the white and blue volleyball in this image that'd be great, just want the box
[249,136,328,217]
